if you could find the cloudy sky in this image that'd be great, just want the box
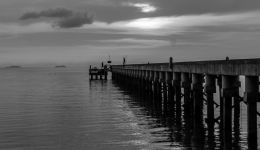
[0,0,260,65]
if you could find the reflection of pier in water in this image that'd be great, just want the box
[113,80,210,149]
[111,58,260,150]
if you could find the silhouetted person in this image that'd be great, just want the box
[123,57,126,67]
[226,56,229,61]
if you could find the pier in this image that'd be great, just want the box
[111,58,260,150]
[89,65,108,80]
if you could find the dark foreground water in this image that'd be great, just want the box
[0,67,259,150]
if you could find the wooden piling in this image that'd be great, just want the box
[222,75,239,150]
[245,76,258,150]
[204,75,216,138]
[182,72,192,116]
[192,73,204,119]
[173,72,182,121]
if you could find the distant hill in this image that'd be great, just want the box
[55,65,66,68]
[5,65,22,69]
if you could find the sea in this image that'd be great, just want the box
[0,66,259,150]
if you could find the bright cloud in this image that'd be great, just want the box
[125,18,171,29]
[99,38,171,48]
[1,11,260,37]
[124,2,157,13]
[84,11,260,36]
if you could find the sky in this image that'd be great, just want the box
[0,0,260,66]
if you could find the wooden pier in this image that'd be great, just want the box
[89,66,108,80]
[111,58,260,150]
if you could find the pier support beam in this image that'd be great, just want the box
[245,76,258,150]
[217,76,224,131]
[182,73,192,116]
[147,70,153,95]
[173,72,182,123]
[154,71,160,96]
[151,71,156,99]
[104,73,107,80]
[160,71,166,95]
[222,75,239,150]
[192,73,204,119]
[160,71,167,112]
[144,70,150,94]
[191,73,205,149]
[141,70,147,95]
[153,71,162,108]
[233,77,240,147]
[204,75,216,139]
[166,72,174,112]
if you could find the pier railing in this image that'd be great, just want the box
[112,58,260,76]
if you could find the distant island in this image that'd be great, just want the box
[55,65,66,68]
[5,65,22,69]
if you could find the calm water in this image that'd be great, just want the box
[0,67,259,150]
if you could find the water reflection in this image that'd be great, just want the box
[113,80,208,149]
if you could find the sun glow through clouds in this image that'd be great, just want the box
[125,3,157,13]
[125,17,172,29]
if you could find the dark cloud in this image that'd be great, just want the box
[56,13,94,28]
[20,8,94,28]
[20,8,73,20]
